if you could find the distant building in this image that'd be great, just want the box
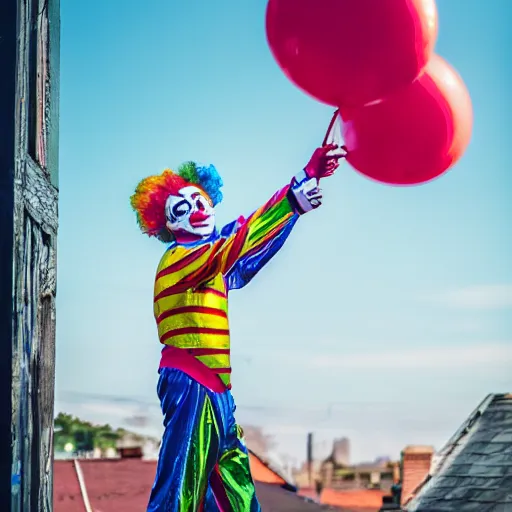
[320,459,398,492]
[332,437,350,466]
[374,456,392,466]
[293,435,398,493]
[115,432,160,460]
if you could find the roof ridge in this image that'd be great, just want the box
[428,393,496,478]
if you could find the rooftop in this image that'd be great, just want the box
[405,393,512,511]
[300,488,386,511]
[54,454,381,511]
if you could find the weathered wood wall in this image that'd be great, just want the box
[5,0,60,510]
[0,0,19,508]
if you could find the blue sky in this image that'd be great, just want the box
[55,0,511,464]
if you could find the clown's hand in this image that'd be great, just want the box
[289,170,323,214]
[305,144,346,180]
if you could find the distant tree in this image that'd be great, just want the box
[54,412,77,436]
[54,412,121,453]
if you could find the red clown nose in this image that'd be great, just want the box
[190,211,211,227]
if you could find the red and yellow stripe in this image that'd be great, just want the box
[154,185,297,388]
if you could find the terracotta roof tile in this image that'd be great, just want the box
[248,450,287,485]
[54,458,332,511]
[79,459,156,511]
[53,460,85,512]
[54,457,386,511]
[299,488,384,511]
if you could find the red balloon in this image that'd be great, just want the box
[266,0,438,107]
[341,55,473,186]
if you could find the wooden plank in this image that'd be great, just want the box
[9,0,60,510]
[46,0,61,189]
[11,213,57,511]
[0,0,18,508]
[24,159,59,235]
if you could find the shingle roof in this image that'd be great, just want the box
[404,393,512,512]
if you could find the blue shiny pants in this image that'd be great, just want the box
[147,368,261,511]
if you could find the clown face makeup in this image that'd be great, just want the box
[165,186,216,239]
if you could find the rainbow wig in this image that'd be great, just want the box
[130,162,224,242]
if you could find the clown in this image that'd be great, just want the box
[131,145,343,511]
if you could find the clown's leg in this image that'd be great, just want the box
[204,484,220,512]
[208,423,261,512]
[147,368,221,512]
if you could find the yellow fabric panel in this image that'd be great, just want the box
[157,312,229,339]
[154,290,228,319]
[195,354,231,369]
[163,332,230,349]
[205,273,227,292]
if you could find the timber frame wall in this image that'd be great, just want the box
[0,0,18,506]
[1,0,60,510]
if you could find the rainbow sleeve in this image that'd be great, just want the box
[220,185,299,290]
[161,185,299,292]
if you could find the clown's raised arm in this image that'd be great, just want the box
[132,145,341,289]
[217,169,323,290]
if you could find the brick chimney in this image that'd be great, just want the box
[118,446,143,459]
[116,433,144,459]
[400,445,434,505]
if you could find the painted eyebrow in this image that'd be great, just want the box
[172,199,189,209]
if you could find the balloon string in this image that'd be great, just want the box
[322,108,348,156]
[322,109,340,147]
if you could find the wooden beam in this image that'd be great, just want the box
[1,0,60,510]
[0,1,18,508]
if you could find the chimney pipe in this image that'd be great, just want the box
[307,432,313,487]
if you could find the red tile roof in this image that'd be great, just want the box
[54,458,383,511]
[54,459,157,512]
[299,487,385,511]
[53,460,84,512]
[54,458,324,512]
[248,450,287,486]
[83,459,156,511]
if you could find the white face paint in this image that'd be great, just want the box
[165,185,216,238]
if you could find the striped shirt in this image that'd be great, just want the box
[155,185,299,390]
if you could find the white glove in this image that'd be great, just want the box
[289,170,323,214]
